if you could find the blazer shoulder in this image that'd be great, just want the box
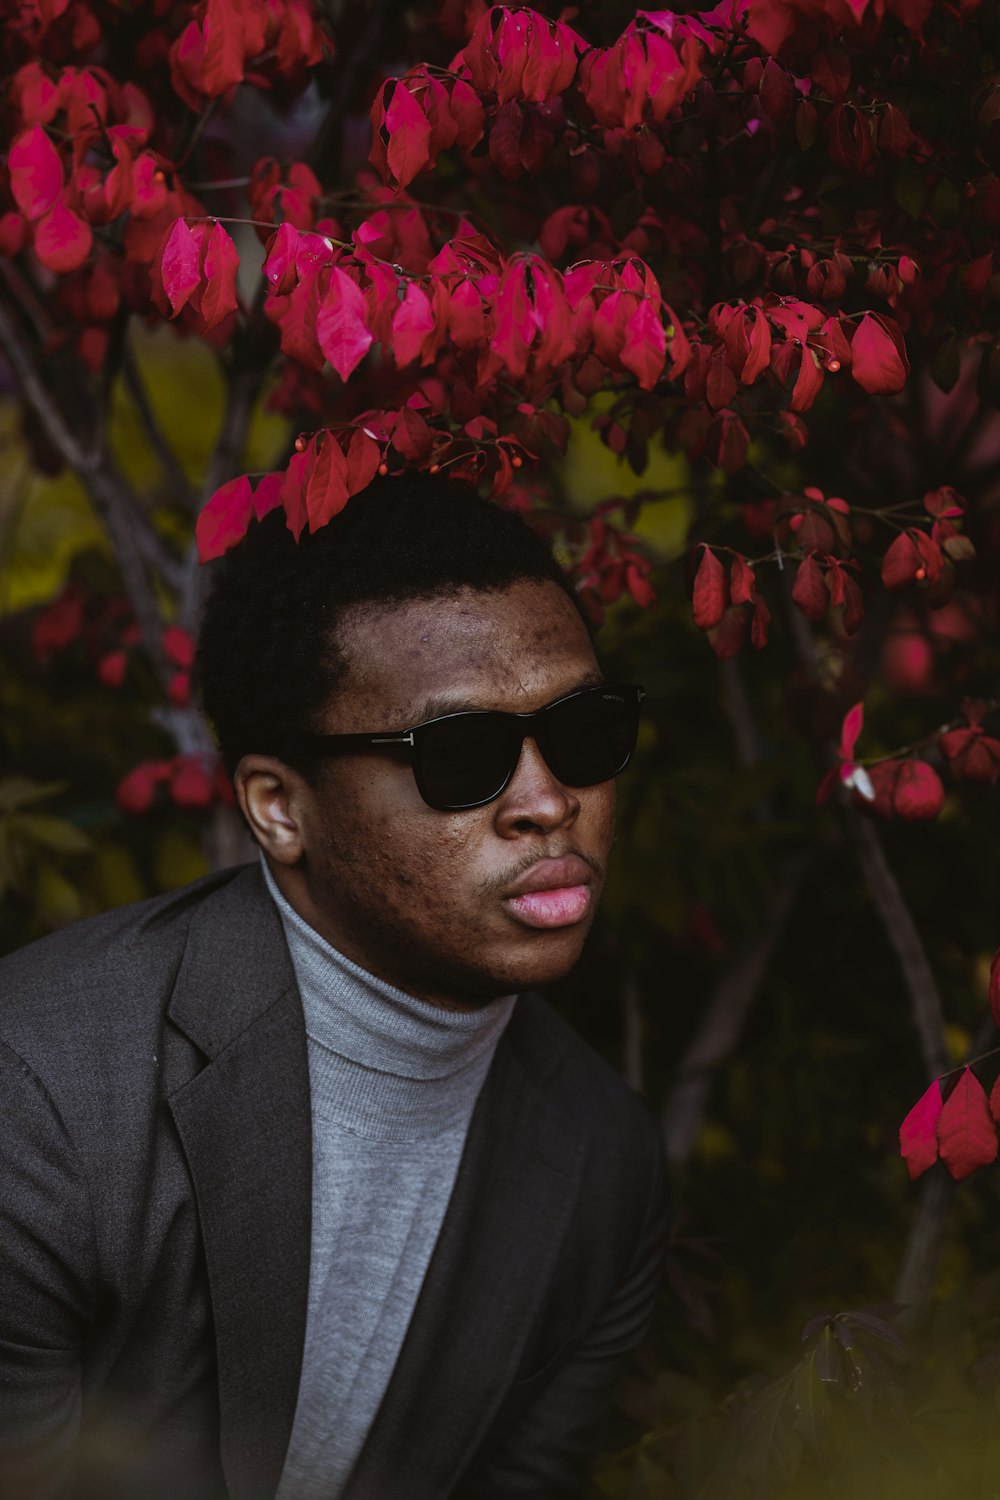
[512,991,662,1159]
[0,863,253,1046]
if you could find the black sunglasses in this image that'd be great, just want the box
[291,682,645,812]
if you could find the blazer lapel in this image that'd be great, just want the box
[347,1002,587,1500]
[165,865,312,1500]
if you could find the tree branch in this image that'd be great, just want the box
[661,852,809,1163]
[848,812,949,1080]
[176,357,268,636]
[122,340,199,510]
[0,297,173,688]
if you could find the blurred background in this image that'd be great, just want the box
[3,1,1000,1495]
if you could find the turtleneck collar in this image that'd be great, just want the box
[260,856,516,1088]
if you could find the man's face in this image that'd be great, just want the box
[288,579,617,1008]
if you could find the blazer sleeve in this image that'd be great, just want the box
[454,1134,670,1499]
[0,1040,96,1500]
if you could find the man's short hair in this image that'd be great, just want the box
[196,471,587,775]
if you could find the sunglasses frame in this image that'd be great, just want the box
[293,682,646,812]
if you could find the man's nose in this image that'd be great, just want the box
[493,736,580,837]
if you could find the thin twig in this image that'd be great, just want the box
[0,297,173,688]
[848,813,949,1080]
[176,358,269,636]
[122,340,199,509]
[661,852,809,1163]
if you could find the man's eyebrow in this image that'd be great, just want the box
[414,672,606,723]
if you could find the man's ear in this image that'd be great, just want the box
[234,755,311,865]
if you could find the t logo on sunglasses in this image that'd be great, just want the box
[291,683,645,812]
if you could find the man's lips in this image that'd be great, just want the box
[502,855,595,930]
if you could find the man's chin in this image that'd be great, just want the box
[436,929,592,1010]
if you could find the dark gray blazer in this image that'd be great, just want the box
[0,863,668,1500]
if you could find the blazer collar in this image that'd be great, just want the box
[347,995,588,1500]
[163,867,589,1500]
[165,864,312,1500]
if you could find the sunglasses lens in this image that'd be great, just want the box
[540,687,640,787]
[415,713,516,810]
[411,686,642,811]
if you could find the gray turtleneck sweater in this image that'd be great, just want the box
[263,860,516,1500]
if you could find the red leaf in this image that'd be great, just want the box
[163,625,195,670]
[317,267,373,380]
[792,554,828,620]
[156,218,202,318]
[196,475,254,562]
[117,760,171,814]
[449,278,488,351]
[345,428,381,494]
[620,298,666,391]
[851,312,909,395]
[729,554,756,606]
[200,0,246,96]
[305,433,350,533]
[9,125,63,222]
[692,546,728,630]
[279,279,327,374]
[168,672,192,708]
[899,1080,942,1181]
[33,199,93,273]
[252,472,284,520]
[392,282,436,367]
[708,605,749,660]
[384,80,432,190]
[839,702,865,762]
[868,758,944,821]
[751,595,770,650]
[937,1068,998,1182]
[790,345,824,412]
[198,220,240,329]
[880,529,941,591]
[98,649,128,688]
[170,756,215,810]
[741,308,771,385]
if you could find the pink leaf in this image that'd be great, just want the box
[692,546,728,630]
[33,199,92,273]
[391,282,436,367]
[839,702,864,762]
[729,554,756,606]
[305,433,349,533]
[937,1068,998,1182]
[162,625,195,669]
[620,298,666,391]
[9,125,63,222]
[792,554,828,621]
[851,312,909,395]
[344,428,381,494]
[198,220,240,329]
[157,218,202,318]
[196,475,254,562]
[899,1080,942,1181]
[252,472,284,520]
[317,267,373,380]
[384,81,432,190]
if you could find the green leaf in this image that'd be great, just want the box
[12,814,91,856]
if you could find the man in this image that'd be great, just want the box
[0,472,668,1500]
